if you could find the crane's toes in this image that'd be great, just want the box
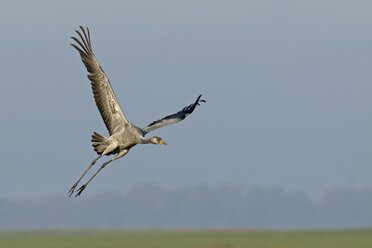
[68,183,78,197]
[75,185,86,197]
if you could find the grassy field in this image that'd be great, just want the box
[0,229,371,248]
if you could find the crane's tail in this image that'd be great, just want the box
[91,131,107,155]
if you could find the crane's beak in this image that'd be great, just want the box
[159,140,168,145]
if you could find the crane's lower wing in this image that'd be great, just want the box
[142,94,206,135]
[71,26,129,135]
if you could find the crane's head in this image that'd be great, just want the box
[149,136,168,145]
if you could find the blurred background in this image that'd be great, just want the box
[0,0,371,229]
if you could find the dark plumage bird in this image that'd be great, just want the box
[69,26,206,197]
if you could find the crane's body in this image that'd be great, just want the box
[92,126,142,156]
[69,26,205,197]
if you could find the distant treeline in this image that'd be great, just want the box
[1,184,372,229]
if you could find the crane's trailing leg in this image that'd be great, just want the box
[75,149,128,197]
[68,155,102,197]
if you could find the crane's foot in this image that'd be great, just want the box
[75,185,86,197]
[68,182,78,197]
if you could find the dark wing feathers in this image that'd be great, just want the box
[142,95,206,135]
[71,26,129,135]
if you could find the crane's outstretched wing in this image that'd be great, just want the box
[142,95,206,135]
[71,26,129,135]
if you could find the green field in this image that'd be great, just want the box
[1,229,371,248]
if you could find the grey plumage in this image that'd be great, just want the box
[69,26,205,197]
[71,27,129,136]
[142,94,206,135]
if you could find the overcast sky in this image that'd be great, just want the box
[0,0,371,200]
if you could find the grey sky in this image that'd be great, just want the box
[0,0,371,200]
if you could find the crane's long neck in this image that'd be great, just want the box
[139,136,166,145]
[139,137,152,144]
